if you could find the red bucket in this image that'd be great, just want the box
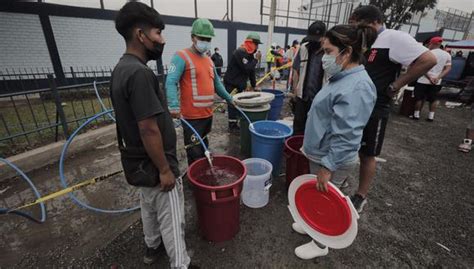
[284,135,310,187]
[187,155,247,242]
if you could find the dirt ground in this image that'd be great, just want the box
[2,91,473,268]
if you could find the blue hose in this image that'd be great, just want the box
[0,158,47,223]
[179,118,209,153]
[59,110,140,213]
[93,81,116,122]
[234,106,253,129]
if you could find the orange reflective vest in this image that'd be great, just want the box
[176,48,216,119]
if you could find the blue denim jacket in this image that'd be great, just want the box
[302,65,376,171]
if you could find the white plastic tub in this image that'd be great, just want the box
[241,158,273,208]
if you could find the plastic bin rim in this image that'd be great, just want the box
[285,135,305,154]
[242,158,274,173]
[187,155,247,191]
[261,89,285,96]
[250,120,293,139]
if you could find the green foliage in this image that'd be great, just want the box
[369,0,437,29]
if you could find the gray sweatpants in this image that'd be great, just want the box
[139,177,190,268]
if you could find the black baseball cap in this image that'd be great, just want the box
[306,21,326,42]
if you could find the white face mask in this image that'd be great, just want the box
[322,49,345,77]
[195,40,211,54]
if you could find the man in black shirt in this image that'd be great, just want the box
[111,2,191,267]
[223,32,261,131]
[349,5,436,212]
[211,47,224,77]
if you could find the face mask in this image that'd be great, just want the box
[322,49,345,77]
[195,40,211,54]
[142,31,165,60]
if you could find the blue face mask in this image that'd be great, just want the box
[322,49,345,78]
[195,40,211,54]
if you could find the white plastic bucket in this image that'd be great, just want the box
[241,158,273,208]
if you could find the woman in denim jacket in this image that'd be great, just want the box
[293,24,378,260]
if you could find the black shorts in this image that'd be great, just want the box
[414,82,442,103]
[359,116,388,157]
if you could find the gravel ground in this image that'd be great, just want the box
[74,102,474,268]
[3,96,473,268]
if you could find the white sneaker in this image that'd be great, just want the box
[295,241,329,260]
[458,139,472,153]
[292,222,307,235]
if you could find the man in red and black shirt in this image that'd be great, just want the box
[349,5,437,212]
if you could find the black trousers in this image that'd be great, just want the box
[293,97,313,135]
[182,116,213,165]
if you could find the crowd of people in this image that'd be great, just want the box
[109,1,470,268]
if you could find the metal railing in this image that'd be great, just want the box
[0,75,116,157]
[0,63,236,157]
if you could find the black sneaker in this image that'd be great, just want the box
[143,244,164,265]
[409,115,419,120]
[425,118,434,122]
[350,194,367,213]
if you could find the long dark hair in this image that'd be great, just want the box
[324,24,377,63]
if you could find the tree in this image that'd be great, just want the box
[369,0,437,30]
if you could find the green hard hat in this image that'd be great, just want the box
[191,18,215,38]
[246,32,263,44]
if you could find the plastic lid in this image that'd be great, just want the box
[233,92,274,108]
[288,174,359,249]
[295,182,351,236]
[240,104,271,113]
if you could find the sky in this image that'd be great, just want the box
[44,0,474,27]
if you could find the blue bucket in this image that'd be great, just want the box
[262,89,284,120]
[250,120,293,176]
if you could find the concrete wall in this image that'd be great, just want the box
[50,16,124,75]
[0,12,53,75]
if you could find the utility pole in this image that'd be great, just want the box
[267,0,277,51]
[231,0,234,21]
[151,0,154,9]
[286,0,291,28]
[194,0,198,18]
[463,11,473,40]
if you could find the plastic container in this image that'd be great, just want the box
[250,120,293,177]
[262,89,285,120]
[284,135,310,187]
[239,104,270,157]
[399,87,415,117]
[241,158,273,208]
[187,155,247,242]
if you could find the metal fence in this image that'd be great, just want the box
[0,76,117,157]
[0,63,229,157]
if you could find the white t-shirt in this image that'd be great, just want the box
[417,48,452,85]
[371,29,428,67]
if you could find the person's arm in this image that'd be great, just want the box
[128,70,175,191]
[317,80,376,192]
[214,67,234,103]
[138,118,175,191]
[391,51,437,91]
[387,32,437,92]
[249,65,257,88]
[165,54,186,113]
[437,62,452,80]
